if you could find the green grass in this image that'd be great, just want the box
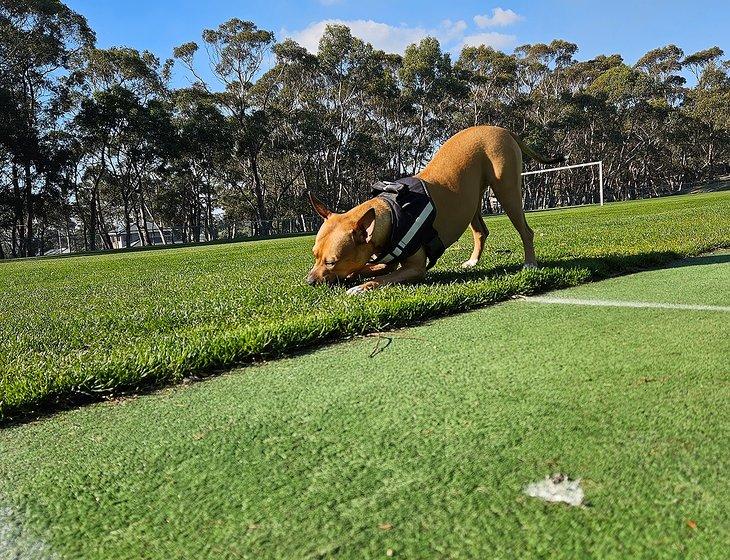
[1,192,729,421]
[547,251,730,307]
[1,253,727,558]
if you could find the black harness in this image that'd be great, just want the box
[369,177,445,269]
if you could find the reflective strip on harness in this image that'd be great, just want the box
[377,199,435,263]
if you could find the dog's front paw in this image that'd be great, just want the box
[523,262,538,270]
[461,259,479,269]
[346,281,379,295]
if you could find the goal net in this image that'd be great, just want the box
[486,161,604,212]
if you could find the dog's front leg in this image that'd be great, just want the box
[352,262,397,279]
[346,249,427,295]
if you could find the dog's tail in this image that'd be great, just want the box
[510,132,566,165]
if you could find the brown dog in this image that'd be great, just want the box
[307,125,564,294]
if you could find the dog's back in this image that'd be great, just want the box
[418,126,522,247]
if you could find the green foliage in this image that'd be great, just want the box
[81,47,166,96]
[589,65,643,102]
[635,44,685,79]
[684,46,725,80]
[0,0,95,256]
[1,193,728,421]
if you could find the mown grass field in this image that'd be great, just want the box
[1,192,729,421]
[0,251,727,559]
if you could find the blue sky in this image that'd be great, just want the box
[66,0,728,86]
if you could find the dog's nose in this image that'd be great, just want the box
[306,273,317,286]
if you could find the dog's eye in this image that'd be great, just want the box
[324,260,336,269]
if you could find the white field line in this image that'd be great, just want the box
[0,501,57,560]
[523,296,730,312]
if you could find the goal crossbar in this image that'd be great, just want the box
[521,160,604,206]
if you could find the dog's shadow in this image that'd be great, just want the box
[420,249,719,286]
[344,248,726,290]
[425,263,523,284]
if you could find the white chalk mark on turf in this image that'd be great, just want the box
[0,500,57,560]
[524,296,730,312]
[525,474,585,507]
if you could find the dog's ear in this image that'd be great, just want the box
[353,207,376,244]
[309,192,332,220]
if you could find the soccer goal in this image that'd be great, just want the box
[512,160,604,211]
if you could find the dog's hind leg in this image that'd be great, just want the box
[491,173,536,268]
[461,210,489,268]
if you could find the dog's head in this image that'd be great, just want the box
[306,193,376,286]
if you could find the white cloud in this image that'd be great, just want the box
[460,31,517,50]
[282,18,515,55]
[440,19,468,41]
[474,7,523,28]
[283,19,429,54]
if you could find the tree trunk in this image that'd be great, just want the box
[249,154,268,236]
[10,221,18,258]
[88,145,108,252]
[11,164,21,258]
[23,161,34,257]
[143,202,166,245]
[96,194,113,249]
[206,186,215,241]
[125,209,132,248]
[707,135,713,179]
[123,192,132,248]
[61,178,72,253]
[134,203,147,246]
[89,184,98,251]
[38,224,46,256]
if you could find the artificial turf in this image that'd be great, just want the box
[1,253,727,558]
[1,192,729,421]
[542,251,730,307]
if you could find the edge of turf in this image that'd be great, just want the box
[3,242,728,427]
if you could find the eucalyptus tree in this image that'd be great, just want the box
[682,48,729,178]
[38,129,83,252]
[173,18,276,234]
[0,0,94,256]
[248,39,324,224]
[455,45,518,128]
[513,40,578,132]
[73,87,127,250]
[399,37,462,174]
[361,50,416,179]
[634,44,686,104]
[311,24,383,207]
[627,45,689,193]
[550,55,623,183]
[73,47,170,249]
[80,46,170,103]
[168,88,231,242]
[586,63,649,198]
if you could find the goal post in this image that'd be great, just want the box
[521,160,604,207]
